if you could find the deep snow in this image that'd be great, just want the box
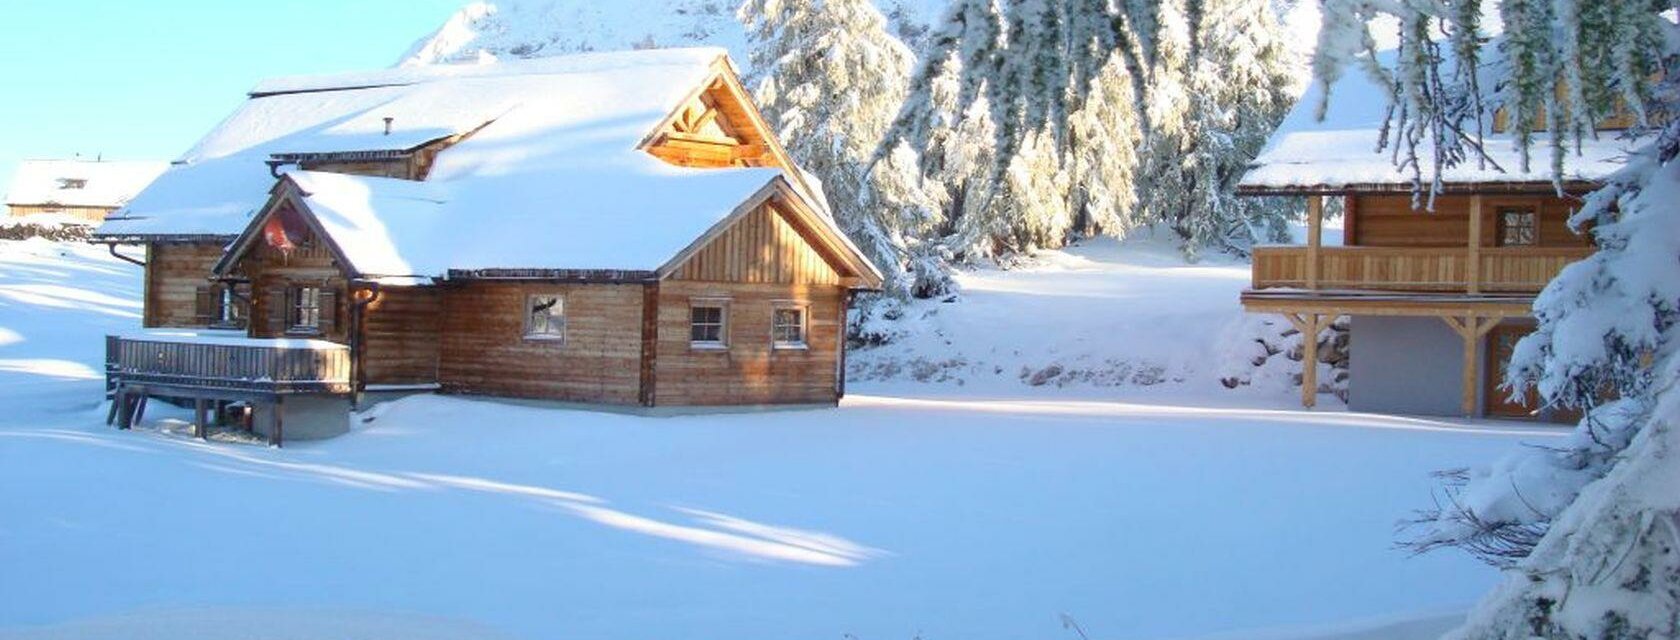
[0,238,1563,639]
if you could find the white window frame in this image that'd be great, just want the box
[689,299,730,350]
[524,294,567,342]
[771,302,809,350]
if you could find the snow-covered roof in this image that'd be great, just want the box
[6,159,167,209]
[1240,51,1648,193]
[276,167,790,279]
[96,47,735,239]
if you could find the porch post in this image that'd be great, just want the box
[1306,195,1323,290]
[1443,313,1502,417]
[1285,312,1322,409]
[1468,195,1483,294]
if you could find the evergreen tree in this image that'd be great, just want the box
[739,0,916,289]
[1312,2,1677,635]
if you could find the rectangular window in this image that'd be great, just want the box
[1498,207,1538,247]
[289,286,321,332]
[690,303,727,347]
[525,294,565,341]
[772,305,807,348]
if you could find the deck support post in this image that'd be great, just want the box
[1283,312,1325,409]
[270,400,284,448]
[1443,313,1503,417]
[194,399,209,440]
[1468,195,1484,294]
[1306,195,1323,290]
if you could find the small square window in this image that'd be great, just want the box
[1498,207,1537,247]
[772,306,806,348]
[690,304,727,347]
[525,294,565,340]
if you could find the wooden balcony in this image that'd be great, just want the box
[106,332,352,397]
[1251,246,1592,294]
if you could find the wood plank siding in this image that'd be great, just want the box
[361,287,441,386]
[230,221,351,343]
[653,281,844,406]
[438,282,646,404]
[672,202,843,285]
[652,200,849,406]
[144,241,227,328]
[1345,194,1589,248]
[8,204,115,222]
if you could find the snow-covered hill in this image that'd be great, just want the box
[398,0,948,69]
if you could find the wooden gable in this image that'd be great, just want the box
[668,199,845,286]
[645,78,782,170]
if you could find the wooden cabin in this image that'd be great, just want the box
[1237,61,1646,420]
[6,159,166,222]
[91,48,882,443]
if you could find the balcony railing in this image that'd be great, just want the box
[106,331,352,395]
[1251,246,1592,294]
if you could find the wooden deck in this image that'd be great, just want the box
[105,334,352,396]
[1251,246,1591,293]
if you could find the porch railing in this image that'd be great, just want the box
[1251,246,1592,293]
[105,332,352,395]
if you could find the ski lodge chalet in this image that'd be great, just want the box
[1238,61,1644,420]
[6,159,166,222]
[92,48,882,443]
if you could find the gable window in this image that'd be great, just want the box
[771,304,807,349]
[289,286,322,333]
[1498,207,1538,247]
[525,294,565,341]
[690,302,728,348]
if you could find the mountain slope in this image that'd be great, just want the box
[398,0,948,68]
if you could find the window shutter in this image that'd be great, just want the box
[268,287,289,336]
[318,289,338,336]
[193,285,216,325]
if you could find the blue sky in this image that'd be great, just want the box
[0,1,467,199]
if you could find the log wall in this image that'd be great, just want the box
[438,282,645,404]
[1349,194,1591,248]
[233,226,350,343]
[362,286,441,386]
[144,241,226,328]
[652,281,844,406]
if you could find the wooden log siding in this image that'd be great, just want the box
[438,282,645,404]
[653,281,845,406]
[361,287,441,386]
[144,241,228,328]
[1251,246,1592,292]
[1346,194,1591,249]
[235,225,351,343]
[105,334,351,394]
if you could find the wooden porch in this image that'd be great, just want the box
[1244,195,1592,417]
[105,332,352,445]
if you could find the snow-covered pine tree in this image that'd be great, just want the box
[1136,0,1296,257]
[1067,51,1143,237]
[739,0,916,289]
[1311,2,1677,636]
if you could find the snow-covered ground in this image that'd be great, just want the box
[0,238,1563,639]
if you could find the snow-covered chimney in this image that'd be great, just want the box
[383,117,394,136]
